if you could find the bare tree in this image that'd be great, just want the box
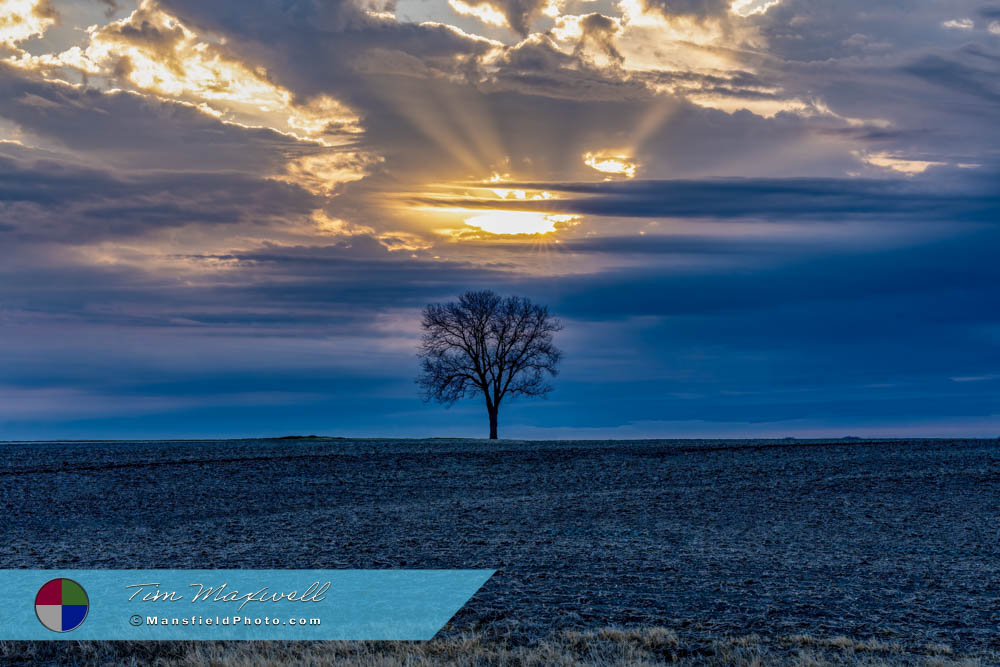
[417,290,562,439]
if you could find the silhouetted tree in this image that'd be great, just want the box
[417,290,562,439]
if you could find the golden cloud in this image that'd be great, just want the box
[4,1,382,197]
[0,0,56,48]
[448,0,508,27]
[10,1,363,146]
[856,152,945,175]
[278,152,384,197]
[312,211,377,237]
[584,151,638,178]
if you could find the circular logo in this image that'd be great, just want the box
[35,578,89,632]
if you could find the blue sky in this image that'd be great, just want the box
[0,0,998,439]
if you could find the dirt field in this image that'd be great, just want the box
[2,437,998,662]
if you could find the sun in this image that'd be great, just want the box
[464,212,577,235]
[464,212,555,235]
[583,152,638,178]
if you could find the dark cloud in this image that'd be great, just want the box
[573,13,624,64]
[98,4,186,55]
[0,234,510,337]
[151,0,643,105]
[472,0,547,35]
[152,0,494,101]
[543,227,1000,321]
[636,68,772,99]
[97,0,122,18]
[33,0,58,20]
[751,0,986,61]
[903,54,1000,103]
[0,64,315,172]
[84,1,964,190]
[557,234,816,256]
[640,0,729,20]
[418,169,1000,222]
[0,150,319,244]
[483,37,648,100]
[4,211,998,437]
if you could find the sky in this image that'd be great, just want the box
[0,0,998,440]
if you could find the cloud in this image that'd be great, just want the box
[856,152,945,175]
[2,0,1000,438]
[277,152,384,196]
[573,13,625,65]
[639,0,730,21]
[583,151,637,177]
[448,0,509,28]
[903,54,1000,103]
[96,0,122,18]
[545,227,1000,320]
[730,0,780,17]
[0,63,314,172]
[8,210,998,437]
[12,1,366,147]
[942,18,974,30]
[0,0,57,48]
[416,168,1000,223]
[448,0,548,35]
[149,0,495,100]
[0,148,321,246]
[556,234,813,256]
[482,35,649,100]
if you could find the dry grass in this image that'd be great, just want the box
[1,626,994,666]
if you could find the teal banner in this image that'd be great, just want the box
[0,569,494,640]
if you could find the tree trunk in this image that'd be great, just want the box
[488,407,498,440]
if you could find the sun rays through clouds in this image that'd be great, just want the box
[2,0,1000,437]
[1,0,922,261]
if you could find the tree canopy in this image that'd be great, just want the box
[417,290,562,439]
